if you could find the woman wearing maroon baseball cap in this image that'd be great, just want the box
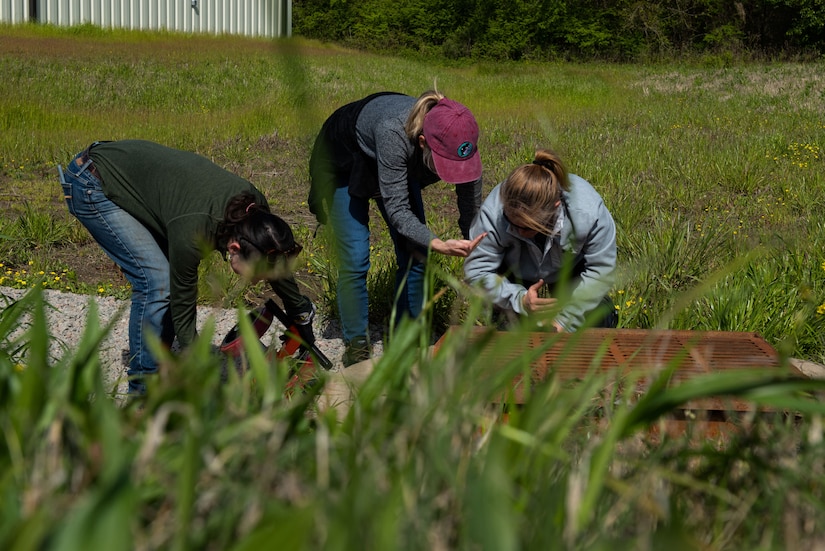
[309,90,486,366]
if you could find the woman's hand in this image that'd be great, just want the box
[522,279,557,313]
[430,233,487,257]
[523,280,565,332]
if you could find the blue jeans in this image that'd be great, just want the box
[328,185,426,342]
[59,150,173,394]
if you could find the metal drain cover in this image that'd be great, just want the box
[437,328,801,412]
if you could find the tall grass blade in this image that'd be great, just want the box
[575,366,825,538]
[231,505,315,551]
[465,435,518,551]
[52,466,136,551]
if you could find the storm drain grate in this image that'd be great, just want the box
[437,328,803,416]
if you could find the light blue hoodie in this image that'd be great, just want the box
[464,174,616,331]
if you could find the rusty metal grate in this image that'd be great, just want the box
[437,328,803,413]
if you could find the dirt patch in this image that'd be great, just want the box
[631,64,825,113]
[47,244,129,289]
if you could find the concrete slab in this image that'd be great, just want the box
[789,358,825,379]
[317,358,376,420]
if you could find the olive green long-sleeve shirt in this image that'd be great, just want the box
[90,139,266,346]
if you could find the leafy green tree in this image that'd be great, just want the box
[292,0,824,60]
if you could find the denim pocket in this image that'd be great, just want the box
[57,164,76,217]
[79,179,110,213]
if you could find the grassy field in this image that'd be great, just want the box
[2,24,825,549]
[1,25,823,359]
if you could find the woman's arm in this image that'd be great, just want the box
[428,170,484,256]
[464,199,530,313]
[455,177,482,239]
[167,238,203,347]
[376,125,484,257]
[375,125,436,248]
[555,200,617,331]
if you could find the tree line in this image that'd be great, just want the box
[293,0,824,62]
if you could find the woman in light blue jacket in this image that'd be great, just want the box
[464,148,617,331]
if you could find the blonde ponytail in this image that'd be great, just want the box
[405,89,445,140]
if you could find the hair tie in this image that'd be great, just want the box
[245,202,256,214]
[533,160,553,170]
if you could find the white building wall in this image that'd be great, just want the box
[0,0,29,24]
[0,0,291,38]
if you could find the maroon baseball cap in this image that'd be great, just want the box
[422,98,482,184]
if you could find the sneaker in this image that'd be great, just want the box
[342,335,370,367]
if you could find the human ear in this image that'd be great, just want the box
[418,134,427,149]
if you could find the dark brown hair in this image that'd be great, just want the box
[216,192,302,265]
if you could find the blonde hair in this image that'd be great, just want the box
[405,89,445,140]
[501,148,570,235]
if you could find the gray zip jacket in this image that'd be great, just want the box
[464,174,616,331]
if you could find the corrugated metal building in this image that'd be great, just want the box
[0,0,291,38]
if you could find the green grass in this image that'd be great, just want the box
[1,26,825,547]
[1,25,824,355]
[1,25,824,358]
[2,286,825,549]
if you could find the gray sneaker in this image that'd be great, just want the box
[342,336,370,367]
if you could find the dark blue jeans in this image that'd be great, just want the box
[328,185,426,342]
[59,151,173,394]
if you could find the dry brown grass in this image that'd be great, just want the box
[632,64,825,113]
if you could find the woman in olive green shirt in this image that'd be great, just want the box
[59,140,315,394]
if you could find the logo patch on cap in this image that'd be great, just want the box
[456,141,474,158]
